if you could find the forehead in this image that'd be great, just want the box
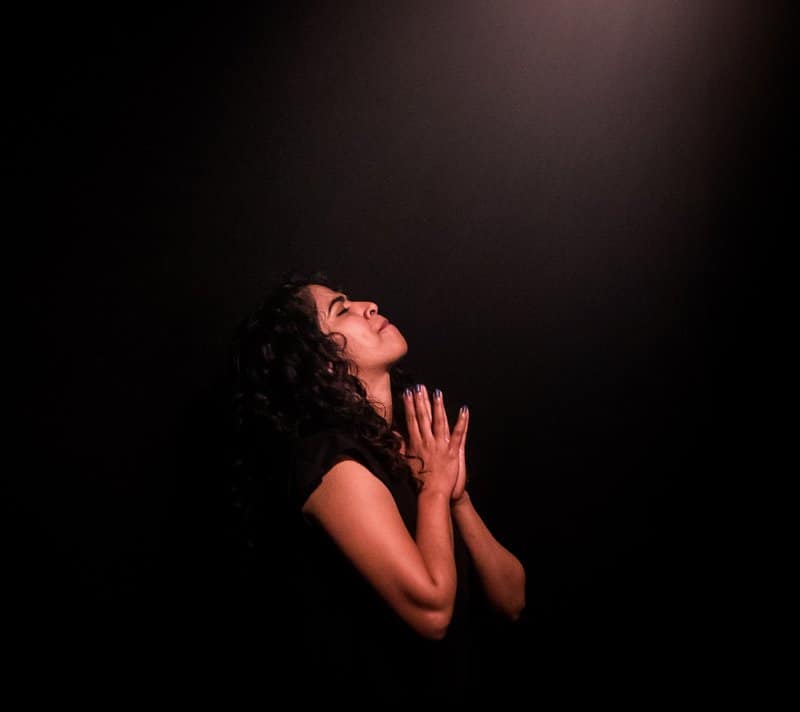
[306,284,347,324]
[306,283,342,310]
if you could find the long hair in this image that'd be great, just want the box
[227,269,419,556]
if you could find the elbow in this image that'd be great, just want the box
[399,577,457,640]
[510,566,527,621]
[513,575,528,621]
[497,565,527,623]
[418,625,448,641]
[493,590,525,623]
[409,602,455,640]
[507,596,526,623]
[508,571,526,621]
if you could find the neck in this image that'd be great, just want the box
[358,369,394,427]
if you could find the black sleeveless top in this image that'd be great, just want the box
[258,427,479,703]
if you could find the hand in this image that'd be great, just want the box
[402,384,468,498]
[451,405,469,506]
[409,387,470,506]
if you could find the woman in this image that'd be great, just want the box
[229,270,525,702]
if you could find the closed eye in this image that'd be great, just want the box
[338,306,349,316]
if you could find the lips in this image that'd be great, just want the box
[378,317,390,332]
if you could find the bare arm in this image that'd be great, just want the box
[420,393,526,621]
[451,491,526,621]
[302,461,456,639]
[302,384,469,640]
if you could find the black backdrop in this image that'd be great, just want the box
[8,0,787,699]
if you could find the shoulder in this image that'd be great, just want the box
[300,457,418,576]
[301,457,395,519]
[294,428,380,471]
[289,428,390,509]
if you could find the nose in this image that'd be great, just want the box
[365,301,378,317]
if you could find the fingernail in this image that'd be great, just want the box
[402,388,411,398]
[433,388,442,399]
[414,383,422,393]
[460,405,468,415]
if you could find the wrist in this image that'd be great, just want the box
[450,490,471,511]
[419,486,452,503]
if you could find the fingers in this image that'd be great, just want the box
[403,384,466,450]
[402,387,422,445]
[421,387,432,422]
[450,404,469,454]
[431,388,451,442]
[403,384,434,445]
[414,385,433,442]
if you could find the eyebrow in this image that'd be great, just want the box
[326,294,347,316]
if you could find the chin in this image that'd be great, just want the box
[388,344,409,367]
[395,337,409,358]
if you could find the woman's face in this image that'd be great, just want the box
[306,283,408,374]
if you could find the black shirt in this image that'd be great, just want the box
[258,427,479,703]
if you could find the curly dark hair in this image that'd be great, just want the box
[227,269,420,557]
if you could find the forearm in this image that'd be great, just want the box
[451,491,526,620]
[415,489,457,617]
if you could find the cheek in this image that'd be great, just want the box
[329,333,346,350]
[352,332,380,353]
[344,332,382,360]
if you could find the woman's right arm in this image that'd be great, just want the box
[301,385,467,640]
[302,460,455,639]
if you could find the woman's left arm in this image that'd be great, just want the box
[419,391,526,620]
[451,491,526,621]
[448,403,525,620]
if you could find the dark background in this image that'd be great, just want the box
[8,0,786,698]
